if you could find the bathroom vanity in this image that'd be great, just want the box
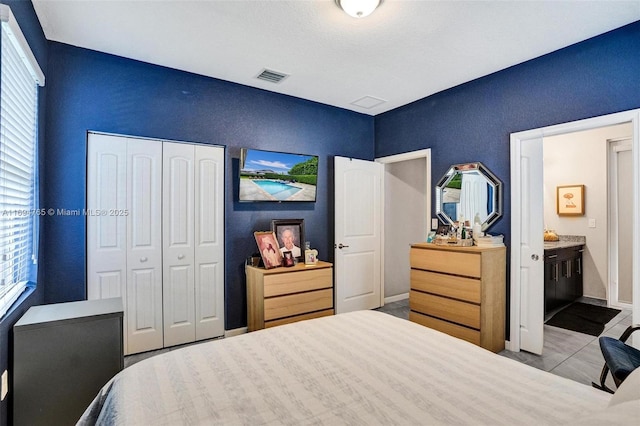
[544,238,585,314]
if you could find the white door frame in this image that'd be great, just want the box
[376,149,432,305]
[608,138,633,310]
[509,109,640,351]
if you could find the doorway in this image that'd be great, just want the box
[333,149,431,312]
[509,109,640,353]
[377,149,431,304]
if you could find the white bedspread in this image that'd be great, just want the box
[80,310,611,425]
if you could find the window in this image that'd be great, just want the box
[0,5,44,318]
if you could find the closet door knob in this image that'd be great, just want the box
[178,254,185,260]
[140,257,148,263]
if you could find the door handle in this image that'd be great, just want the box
[178,254,185,260]
[337,243,350,249]
[531,254,539,261]
[140,257,148,263]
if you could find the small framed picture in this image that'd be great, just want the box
[436,224,451,235]
[272,219,305,260]
[557,185,585,216]
[254,231,283,269]
[282,251,295,267]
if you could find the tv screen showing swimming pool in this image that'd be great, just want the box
[239,148,318,202]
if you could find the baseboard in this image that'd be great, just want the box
[384,293,409,304]
[224,327,247,338]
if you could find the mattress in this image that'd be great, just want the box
[79,310,612,425]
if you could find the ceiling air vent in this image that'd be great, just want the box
[256,68,289,84]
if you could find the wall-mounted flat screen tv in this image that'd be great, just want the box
[239,148,318,202]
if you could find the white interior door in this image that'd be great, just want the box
[194,144,225,339]
[126,139,164,354]
[610,140,633,307]
[334,156,382,313]
[163,142,196,347]
[514,137,545,354]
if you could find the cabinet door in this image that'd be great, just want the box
[163,142,196,347]
[126,140,164,354]
[544,260,557,314]
[194,145,225,340]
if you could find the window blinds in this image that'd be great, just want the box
[0,6,42,318]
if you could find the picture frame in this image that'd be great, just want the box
[436,224,451,235]
[557,185,585,216]
[254,231,283,269]
[282,251,295,267]
[271,219,305,260]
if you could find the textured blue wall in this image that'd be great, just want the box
[0,3,48,425]
[43,42,374,330]
[375,21,640,329]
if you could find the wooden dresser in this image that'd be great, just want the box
[409,243,506,352]
[246,261,334,331]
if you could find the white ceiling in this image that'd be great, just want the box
[33,0,640,115]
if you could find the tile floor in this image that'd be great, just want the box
[377,297,632,389]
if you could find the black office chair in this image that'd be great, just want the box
[592,324,640,393]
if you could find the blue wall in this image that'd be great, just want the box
[376,21,640,238]
[0,2,47,425]
[375,21,640,330]
[43,42,374,330]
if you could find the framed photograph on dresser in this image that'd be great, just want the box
[254,231,282,269]
[272,219,305,260]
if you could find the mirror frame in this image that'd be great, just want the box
[435,162,502,231]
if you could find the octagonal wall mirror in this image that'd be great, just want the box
[435,162,502,231]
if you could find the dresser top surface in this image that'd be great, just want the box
[246,260,332,275]
[411,243,505,253]
[15,297,124,329]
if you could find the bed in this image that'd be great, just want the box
[79,310,639,425]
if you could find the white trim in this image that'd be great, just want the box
[510,109,640,351]
[376,149,431,307]
[0,4,44,86]
[384,292,409,304]
[224,327,247,338]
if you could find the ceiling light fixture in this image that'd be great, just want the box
[335,0,382,19]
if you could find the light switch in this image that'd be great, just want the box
[588,218,596,228]
[431,218,439,230]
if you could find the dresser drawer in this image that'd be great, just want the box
[409,290,480,329]
[409,311,481,346]
[266,309,334,328]
[264,288,333,321]
[410,248,481,278]
[410,269,481,303]
[264,268,332,297]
